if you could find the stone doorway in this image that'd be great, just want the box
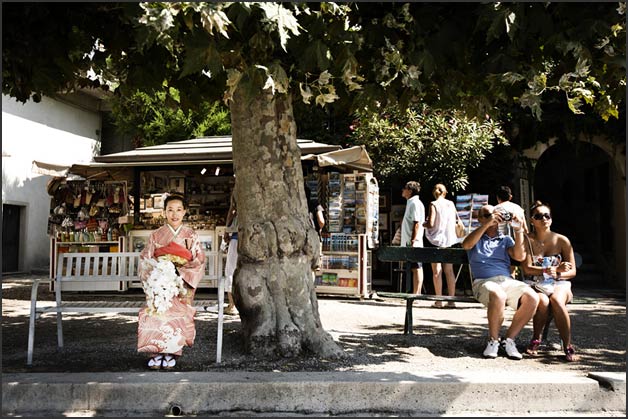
[532,141,615,286]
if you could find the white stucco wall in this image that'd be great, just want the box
[2,94,102,272]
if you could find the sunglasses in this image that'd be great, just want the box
[532,212,552,220]
[479,212,492,218]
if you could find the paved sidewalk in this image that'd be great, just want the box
[2,276,625,416]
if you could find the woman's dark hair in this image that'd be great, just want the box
[530,200,550,213]
[164,192,187,209]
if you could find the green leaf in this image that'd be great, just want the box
[197,4,231,38]
[168,86,180,103]
[527,73,547,95]
[299,82,313,104]
[258,3,301,52]
[318,70,332,86]
[268,62,289,94]
[519,91,543,120]
[566,96,584,114]
[501,72,525,84]
[572,87,595,105]
[180,32,218,79]
[574,58,590,77]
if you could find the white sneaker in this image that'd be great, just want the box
[502,338,523,360]
[483,339,500,358]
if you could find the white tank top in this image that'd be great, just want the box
[425,198,457,248]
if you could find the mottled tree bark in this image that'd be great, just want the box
[229,88,344,359]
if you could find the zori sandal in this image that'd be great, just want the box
[147,354,163,370]
[162,354,176,370]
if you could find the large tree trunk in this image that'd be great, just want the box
[229,89,344,359]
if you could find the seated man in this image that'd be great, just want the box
[462,204,539,360]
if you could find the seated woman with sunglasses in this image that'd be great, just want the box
[521,201,578,361]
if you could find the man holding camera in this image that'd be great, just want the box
[462,204,539,360]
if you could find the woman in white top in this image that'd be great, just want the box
[423,184,458,308]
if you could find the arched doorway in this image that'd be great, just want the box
[532,141,615,285]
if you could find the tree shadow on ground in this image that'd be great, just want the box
[3,280,625,374]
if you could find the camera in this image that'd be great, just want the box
[499,210,512,222]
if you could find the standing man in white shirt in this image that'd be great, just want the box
[494,186,528,279]
[494,186,528,236]
[401,181,425,294]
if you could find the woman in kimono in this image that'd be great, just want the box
[138,193,205,370]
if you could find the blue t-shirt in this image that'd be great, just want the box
[466,233,514,280]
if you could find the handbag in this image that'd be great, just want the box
[455,218,466,238]
[391,227,402,245]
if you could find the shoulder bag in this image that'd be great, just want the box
[391,227,402,246]
[455,214,466,238]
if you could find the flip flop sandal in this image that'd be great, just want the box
[564,345,578,362]
[148,355,163,370]
[162,354,176,370]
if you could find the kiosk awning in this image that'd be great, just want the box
[93,136,340,163]
[31,161,72,177]
[33,160,136,181]
[32,138,373,180]
[302,145,373,172]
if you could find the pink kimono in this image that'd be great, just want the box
[137,225,205,356]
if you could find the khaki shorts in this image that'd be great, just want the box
[472,275,530,310]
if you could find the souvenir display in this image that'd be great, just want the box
[309,169,378,298]
[455,193,489,236]
[46,151,378,295]
[47,180,128,243]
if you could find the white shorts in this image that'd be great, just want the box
[524,277,573,302]
[224,238,238,292]
[472,275,530,310]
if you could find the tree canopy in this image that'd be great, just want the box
[4,2,624,134]
[110,89,231,147]
[349,104,507,191]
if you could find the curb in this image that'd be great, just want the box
[3,371,625,416]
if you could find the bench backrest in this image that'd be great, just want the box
[56,252,141,283]
[376,246,469,265]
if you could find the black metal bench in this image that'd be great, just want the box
[376,246,480,334]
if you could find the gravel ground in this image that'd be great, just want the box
[2,275,625,374]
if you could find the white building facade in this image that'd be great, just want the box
[2,93,104,273]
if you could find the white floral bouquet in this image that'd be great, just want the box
[141,258,188,314]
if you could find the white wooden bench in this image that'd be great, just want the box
[27,252,227,366]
